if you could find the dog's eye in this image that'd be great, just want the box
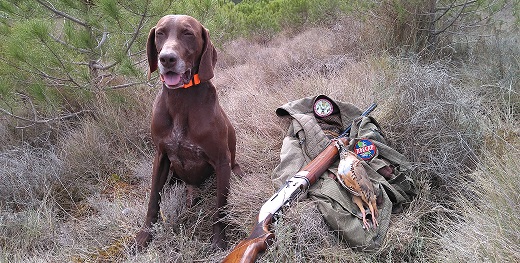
[183,30,194,36]
[156,31,165,36]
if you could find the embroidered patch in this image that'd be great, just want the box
[313,98,334,118]
[354,139,377,161]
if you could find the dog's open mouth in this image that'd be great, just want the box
[160,70,191,88]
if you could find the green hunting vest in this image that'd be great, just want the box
[272,95,416,251]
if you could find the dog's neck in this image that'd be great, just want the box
[182,73,200,88]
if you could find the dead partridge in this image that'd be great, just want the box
[337,148,378,229]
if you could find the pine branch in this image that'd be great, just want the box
[435,0,478,12]
[39,37,84,88]
[105,81,148,90]
[0,56,79,88]
[433,0,461,24]
[50,33,90,53]
[1,93,93,128]
[0,107,93,129]
[95,31,109,50]
[35,0,89,28]
[433,1,471,36]
[125,2,149,55]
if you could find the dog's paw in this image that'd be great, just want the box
[132,229,153,253]
[211,235,228,250]
[232,164,244,178]
[211,223,228,250]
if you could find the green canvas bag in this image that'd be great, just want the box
[272,95,416,250]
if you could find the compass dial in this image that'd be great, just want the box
[314,98,334,118]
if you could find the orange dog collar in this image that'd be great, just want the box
[183,74,200,88]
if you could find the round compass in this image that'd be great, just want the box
[313,98,334,118]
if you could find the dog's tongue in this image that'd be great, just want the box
[161,72,181,87]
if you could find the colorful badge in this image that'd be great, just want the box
[354,139,377,161]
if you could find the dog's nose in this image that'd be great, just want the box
[159,51,178,68]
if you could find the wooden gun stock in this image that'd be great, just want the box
[222,214,274,263]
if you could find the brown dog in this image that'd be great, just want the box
[135,15,242,250]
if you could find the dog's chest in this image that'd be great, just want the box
[165,133,205,160]
[161,128,213,182]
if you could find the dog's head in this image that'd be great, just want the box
[146,15,217,89]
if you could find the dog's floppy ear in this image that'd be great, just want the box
[146,27,158,80]
[198,27,217,82]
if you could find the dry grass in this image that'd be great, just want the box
[437,149,520,262]
[1,12,519,263]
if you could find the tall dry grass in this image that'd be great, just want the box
[1,10,519,263]
[437,148,520,262]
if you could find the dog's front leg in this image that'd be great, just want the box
[135,152,170,251]
[212,162,231,249]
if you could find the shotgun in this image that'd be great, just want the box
[223,103,377,263]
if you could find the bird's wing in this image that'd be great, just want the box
[352,161,376,200]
